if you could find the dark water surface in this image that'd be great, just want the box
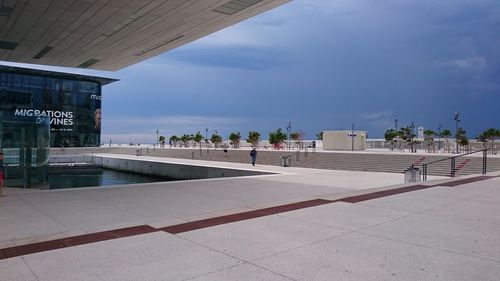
[48,169,174,189]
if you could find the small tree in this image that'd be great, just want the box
[269,128,287,149]
[180,134,192,147]
[496,129,500,154]
[455,128,467,153]
[384,129,399,151]
[479,128,500,154]
[459,135,469,153]
[399,126,417,153]
[229,132,241,148]
[423,130,436,153]
[477,132,488,149]
[210,133,223,148]
[316,131,324,141]
[158,135,166,148]
[169,135,179,147]
[441,129,452,153]
[290,131,305,149]
[246,131,261,148]
[192,131,203,147]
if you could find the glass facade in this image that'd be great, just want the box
[0,66,115,188]
[0,118,50,187]
[0,70,102,147]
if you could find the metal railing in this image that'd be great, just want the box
[421,149,488,181]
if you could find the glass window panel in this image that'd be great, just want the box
[30,76,43,88]
[11,74,21,87]
[62,79,73,92]
[0,72,9,87]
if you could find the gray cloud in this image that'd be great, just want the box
[102,0,500,142]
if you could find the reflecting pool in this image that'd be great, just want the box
[48,168,174,189]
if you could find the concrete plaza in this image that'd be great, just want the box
[1,155,500,280]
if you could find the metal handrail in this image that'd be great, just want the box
[421,148,488,166]
[421,148,488,181]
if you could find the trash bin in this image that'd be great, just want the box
[280,155,291,167]
[404,165,421,183]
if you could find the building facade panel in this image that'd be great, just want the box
[0,69,103,148]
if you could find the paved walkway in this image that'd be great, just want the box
[1,156,499,280]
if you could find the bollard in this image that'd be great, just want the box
[280,156,287,167]
[404,165,421,183]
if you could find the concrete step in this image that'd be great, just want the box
[81,147,500,177]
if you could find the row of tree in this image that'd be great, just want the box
[158,129,307,150]
[160,127,499,153]
[478,128,500,154]
[384,127,500,154]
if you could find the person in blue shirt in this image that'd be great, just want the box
[250,148,257,166]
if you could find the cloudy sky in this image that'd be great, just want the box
[100,0,500,143]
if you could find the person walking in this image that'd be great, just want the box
[0,152,5,197]
[250,148,257,166]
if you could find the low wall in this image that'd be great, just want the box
[99,156,271,180]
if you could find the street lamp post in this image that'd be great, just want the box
[410,121,415,153]
[454,112,460,153]
[156,130,159,148]
[205,127,209,152]
[438,124,442,152]
[286,121,291,150]
[351,122,355,151]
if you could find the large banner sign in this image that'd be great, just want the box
[0,70,104,147]
[9,91,102,147]
[14,109,74,129]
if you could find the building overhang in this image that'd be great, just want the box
[0,0,290,71]
[0,64,118,85]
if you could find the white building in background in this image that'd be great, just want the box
[417,126,425,140]
[323,130,367,151]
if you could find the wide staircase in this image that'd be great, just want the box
[288,151,500,176]
[51,147,500,177]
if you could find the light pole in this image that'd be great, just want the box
[205,127,209,152]
[156,130,159,148]
[410,121,415,153]
[454,112,460,153]
[351,122,355,151]
[437,124,442,152]
[286,121,291,150]
[395,119,398,131]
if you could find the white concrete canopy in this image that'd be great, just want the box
[0,0,289,70]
